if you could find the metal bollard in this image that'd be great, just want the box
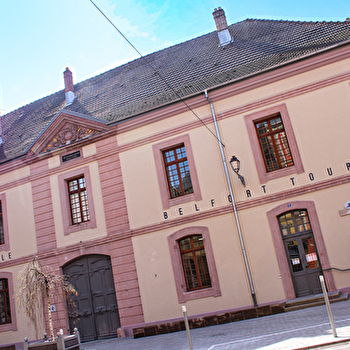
[23,338,29,350]
[182,305,194,350]
[319,275,337,337]
[74,327,81,345]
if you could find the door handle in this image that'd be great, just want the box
[96,306,106,314]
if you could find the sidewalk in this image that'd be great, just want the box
[81,299,350,350]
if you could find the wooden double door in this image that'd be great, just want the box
[63,255,120,342]
[279,210,322,297]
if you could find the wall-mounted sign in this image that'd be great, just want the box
[344,201,350,210]
[62,150,81,162]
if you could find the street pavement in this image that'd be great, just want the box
[81,299,350,350]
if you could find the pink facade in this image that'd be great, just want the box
[1,9,350,348]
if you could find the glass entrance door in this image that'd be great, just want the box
[279,210,322,297]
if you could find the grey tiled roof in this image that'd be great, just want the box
[2,18,350,160]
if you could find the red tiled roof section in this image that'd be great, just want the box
[2,19,350,160]
[2,92,66,160]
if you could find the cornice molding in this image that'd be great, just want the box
[0,229,133,269]
[216,71,350,121]
[208,44,350,102]
[236,173,350,211]
[115,44,350,133]
[117,71,350,155]
[3,173,349,267]
[131,173,350,237]
[0,46,348,175]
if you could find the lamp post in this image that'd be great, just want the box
[229,156,246,187]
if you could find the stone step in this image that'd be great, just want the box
[286,291,341,308]
[285,292,348,312]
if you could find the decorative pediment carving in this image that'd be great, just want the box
[27,111,109,157]
[44,122,99,152]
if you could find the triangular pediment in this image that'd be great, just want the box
[28,111,109,156]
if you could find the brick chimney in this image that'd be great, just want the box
[212,7,233,46]
[63,67,75,105]
[0,106,5,159]
[0,99,3,145]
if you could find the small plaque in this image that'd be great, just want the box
[339,209,350,217]
[306,253,317,262]
[62,150,81,162]
[292,258,300,265]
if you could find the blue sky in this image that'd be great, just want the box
[0,0,349,114]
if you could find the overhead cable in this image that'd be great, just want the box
[89,0,224,146]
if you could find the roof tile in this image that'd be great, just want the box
[2,19,350,160]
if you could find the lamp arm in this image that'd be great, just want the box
[237,173,246,187]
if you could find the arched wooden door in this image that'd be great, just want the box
[278,210,322,297]
[63,255,120,342]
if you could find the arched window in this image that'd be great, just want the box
[168,226,221,303]
[178,235,211,291]
[278,210,311,236]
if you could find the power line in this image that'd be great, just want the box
[89,0,224,146]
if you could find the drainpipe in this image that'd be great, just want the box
[204,90,258,308]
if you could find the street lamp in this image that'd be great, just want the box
[229,156,246,187]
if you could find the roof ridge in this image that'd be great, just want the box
[2,16,350,160]
[245,17,350,24]
[2,88,65,117]
[4,17,349,117]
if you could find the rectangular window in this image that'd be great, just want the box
[0,279,11,325]
[179,235,211,291]
[153,135,202,210]
[163,145,193,199]
[0,202,4,245]
[58,166,97,235]
[244,104,304,183]
[255,114,293,172]
[68,176,90,224]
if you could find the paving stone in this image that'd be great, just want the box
[82,299,350,350]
